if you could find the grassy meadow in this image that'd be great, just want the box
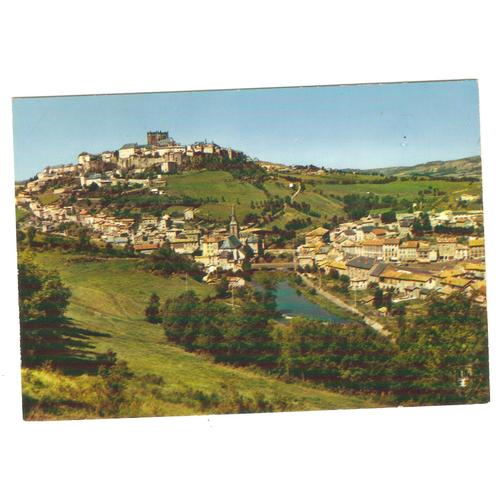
[165,170,268,221]
[23,251,378,419]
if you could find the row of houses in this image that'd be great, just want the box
[26,193,267,275]
[297,213,485,269]
[318,256,486,304]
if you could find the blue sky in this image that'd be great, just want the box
[12,80,480,180]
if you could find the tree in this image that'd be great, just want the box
[77,227,92,251]
[381,210,397,224]
[373,286,384,309]
[412,219,423,236]
[392,302,407,333]
[215,277,229,298]
[339,274,350,293]
[88,182,99,192]
[17,255,71,366]
[145,293,161,323]
[105,242,114,255]
[383,288,394,312]
[163,290,201,349]
[27,226,36,247]
[421,212,432,232]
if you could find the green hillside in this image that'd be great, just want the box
[365,156,482,179]
[165,170,268,221]
[33,159,483,238]
[23,252,378,419]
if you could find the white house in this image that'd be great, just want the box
[119,143,138,159]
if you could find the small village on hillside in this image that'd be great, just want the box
[15,130,486,316]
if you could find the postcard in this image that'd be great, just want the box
[13,80,489,420]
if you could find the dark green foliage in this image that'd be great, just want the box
[343,193,412,220]
[391,292,489,405]
[163,287,278,368]
[97,358,133,417]
[215,277,229,298]
[27,226,36,247]
[339,274,350,293]
[142,245,202,277]
[276,318,396,393]
[381,210,397,224]
[145,293,161,323]
[284,217,312,231]
[18,256,72,366]
[163,280,488,406]
[373,286,384,309]
[174,385,295,414]
[183,154,268,186]
[76,227,93,251]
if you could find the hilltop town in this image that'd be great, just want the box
[15,130,486,316]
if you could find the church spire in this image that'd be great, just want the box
[229,205,239,238]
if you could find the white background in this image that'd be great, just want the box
[0,1,498,498]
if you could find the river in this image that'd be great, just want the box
[273,280,348,323]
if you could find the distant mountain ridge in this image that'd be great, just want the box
[364,156,481,179]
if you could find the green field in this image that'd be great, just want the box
[16,207,29,222]
[137,169,482,231]
[24,252,377,419]
[165,170,268,221]
[38,192,60,205]
[278,173,481,215]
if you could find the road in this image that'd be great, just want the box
[300,275,393,337]
[291,182,302,203]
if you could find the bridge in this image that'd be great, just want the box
[251,261,295,270]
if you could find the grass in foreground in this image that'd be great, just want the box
[24,251,380,419]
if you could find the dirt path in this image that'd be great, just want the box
[291,182,302,203]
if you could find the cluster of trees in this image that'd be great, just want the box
[252,197,285,216]
[412,212,432,236]
[276,318,396,393]
[392,292,489,404]
[284,217,313,231]
[323,269,350,293]
[381,210,397,224]
[160,285,489,406]
[142,244,203,277]
[322,175,396,185]
[342,193,413,220]
[163,286,278,368]
[291,200,320,218]
[183,155,268,186]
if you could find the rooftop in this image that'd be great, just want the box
[306,227,329,237]
[347,256,377,270]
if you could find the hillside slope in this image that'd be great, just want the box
[365,156,481,179]
[23,252,379,419]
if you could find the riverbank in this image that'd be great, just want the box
[251,270,355,323]
[299,274,394,337]
[286,276,360,323]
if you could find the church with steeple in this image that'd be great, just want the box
[229,205,239,238]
